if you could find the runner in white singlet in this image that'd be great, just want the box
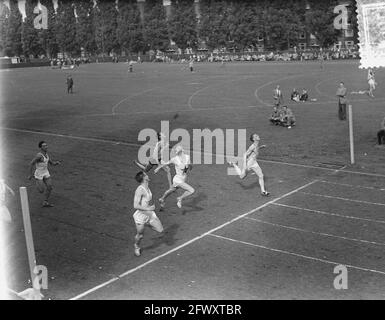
[155,145,195,209]
[133,171,163,257]
[133,132,172,188]
[228,133,270,197]
[28,141,60,207]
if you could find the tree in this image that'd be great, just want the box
[143,0,169,51]
[21,0,44,58]
[1,0,23,56]
[55,1,78,56]
[93,0,119,56]
[168,1,198,50]
[116,1,144,55]
[304,0,339,48]
[75,1,96,55]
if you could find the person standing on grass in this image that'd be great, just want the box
[67,75,73,94]
[227,133,270,197]
[377,116,385,146]
[336,82,347,120]
[28,141,60,207]
[155,145,194,209]
[133,171,164,257]
[273,85,284,106]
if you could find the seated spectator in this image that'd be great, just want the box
[300,89,309,102]
[269,106,282,125]
[280,105,296,128]
[291,88,300,102]
[377,116,385,147]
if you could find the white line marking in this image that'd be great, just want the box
[3,126,385,179]
[319,180,385,191]
[1,127,142,147]
[111,87,161,115]
[272,203,385,224]
[244,216,385,247]
[69,180,318,300]
[300,191,385,206]
[209,234,385,276]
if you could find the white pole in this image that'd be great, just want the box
[348,104,355,165]
[19,187,41,300]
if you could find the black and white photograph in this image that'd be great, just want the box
[1,0,385,306]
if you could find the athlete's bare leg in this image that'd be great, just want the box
[228,160,247,179]
[134,224,145,256]
[176,182,195,208]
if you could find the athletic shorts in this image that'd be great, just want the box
[172,175,186,187]
[34,170,50,181]
[369,79,376,88]
[247,161,263,176]
[133,210,158,225]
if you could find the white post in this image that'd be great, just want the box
[348,104,355,165]
[19,187,41,300]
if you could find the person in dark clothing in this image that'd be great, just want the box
[336,82,347,120]
[67,75,74,94]
[269,106,282,125]
[377,116,385,146]
[300,89,308,102]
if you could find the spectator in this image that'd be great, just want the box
[273,85,284,106]
[300,89,309,102]
[280,105,296,128]
[377,116,385,146]
[336,82,347,120]
[269,106,282,125]
[291,88,300,102]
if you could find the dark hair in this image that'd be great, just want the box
[135,171,145,183]
[38,141,46,148]
[157,132,162,141]
[250,134,255,142]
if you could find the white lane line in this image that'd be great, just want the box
[272,203,385,225]
[244,216,385,247]
[69,180,318,300]
[209,234,385,276]
[319,180,385,191]
[3,126,385,179]
[300,191,385,207]
[111,87,161,115]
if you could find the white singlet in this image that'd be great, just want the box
[34,153,50,180]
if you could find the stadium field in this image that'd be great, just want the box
[1,60,385,299]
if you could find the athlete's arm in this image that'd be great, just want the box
[155,158,173,173]
[133,189,155,211]
[48,159,61,166]
[5,183,15,196]
[28,154,43,179]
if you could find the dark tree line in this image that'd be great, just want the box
[0,0,358,58]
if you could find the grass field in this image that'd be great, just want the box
[1,60,385,300]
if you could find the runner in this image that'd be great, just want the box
[155,145,194,209]
[133,171,164,257]
[28,141,60,207]
[228,134,270,197]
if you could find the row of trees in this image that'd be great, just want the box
[0,0,357,58]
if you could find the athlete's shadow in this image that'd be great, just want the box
[144,223,179,250]
[181,192,207,215]
[236,181,260,190]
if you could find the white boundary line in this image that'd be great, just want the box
[3,126,385,179]
[300,191,385,207]
[244,216,385,247]
[319,180,385,191]
[209,234,385,276]
[272,203,385,225]
[69,180,318,300]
